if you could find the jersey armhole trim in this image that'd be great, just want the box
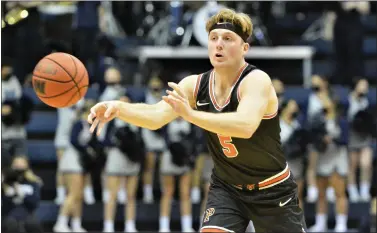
[193,74,203,108]
[236,74,278,120]
[201,226,235,233]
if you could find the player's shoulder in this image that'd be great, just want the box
[242,69,272,87]
[179,74,200,88]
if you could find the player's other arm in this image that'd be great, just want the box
[186,70,272,139]
[88,75,197,133]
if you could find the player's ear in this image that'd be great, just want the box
[242,42,249,55]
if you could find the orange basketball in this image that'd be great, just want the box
[32,52,89,108]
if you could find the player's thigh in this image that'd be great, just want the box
[200,184,249,233]
[250,178,307,232]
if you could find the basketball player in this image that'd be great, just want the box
[88,9,306,232]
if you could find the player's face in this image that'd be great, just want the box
[208,29,248,68]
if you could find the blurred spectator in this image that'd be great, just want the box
[37,2,76,52]
[159,118,195,232]
[72,1,103,84]
[101,94,143,233]
[1,61,34,169]
[54,99,102,232]
[308,96,348,232]
[2,155,43,233]
[279,99,308,210]
[347,78,374,202]
[272,78,285,106]
[141,76,166,204]
[333,2,370,84]
[306,74,330,203]
[53,99,85,205]
[190,126,209,205]
[99,67,125,102]
[4,2,45,84]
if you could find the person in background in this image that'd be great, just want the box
[272,78,285,106]
[141,76,166,203]
[279,99,308,210]
[2,155,43,233]
[159,118,195,232]
[53,99,101,232]
[101,94,143,233]
[1,60,33,169]
[190,126,208,204]
[54,99,86,205]
[72,1,103,85]
[306,74,336,203]
[333,2,370,85]
[100,66,127,204]
[308,96,349,232]
[347,78,373,202]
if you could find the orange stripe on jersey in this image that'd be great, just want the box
[262,110,278,119]
[209,63,248,111]
[259,166,290,188]
[193,74,203,105]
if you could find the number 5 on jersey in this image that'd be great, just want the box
[217,134,239,158]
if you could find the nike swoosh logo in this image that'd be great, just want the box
[197,101,210,106]
[279,197,292,207]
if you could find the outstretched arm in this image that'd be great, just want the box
[165,70,273,138]
[88,75,197,134]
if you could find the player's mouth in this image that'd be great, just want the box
[215,53,223,58]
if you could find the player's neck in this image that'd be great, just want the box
[214,61,247,89]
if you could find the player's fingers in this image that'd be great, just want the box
[162,96,176,108]
[88,104,100,123]
[104,104,115,118]
[97,121,105,136]
[87,112,95,124]
[166,90,185,101]
[90,118,100,133]
[168,82,185,98]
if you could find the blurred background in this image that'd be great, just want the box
[1,1,376,232]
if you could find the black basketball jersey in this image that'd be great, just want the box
[194,64,286,184]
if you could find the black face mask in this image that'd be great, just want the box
[2,73,12,81]
[311,86,321,92]
[357,92,367,98]
[151,87,161,93]
[106,82,121,86]
[291,111,299,119]
[5,168,27,184]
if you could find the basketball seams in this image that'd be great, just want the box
[36,69,87,99]
[67,55,82,97]
[44,57,82,98]
[32,74,73,83]
[64,85,89,107]
[64,70,88,107]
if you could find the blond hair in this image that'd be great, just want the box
[206,8,253,40]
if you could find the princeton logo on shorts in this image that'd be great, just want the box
[246,184,255,190]
[203,208,215,222]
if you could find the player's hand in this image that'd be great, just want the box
[87,101,120,136]
[163,82,192,119]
